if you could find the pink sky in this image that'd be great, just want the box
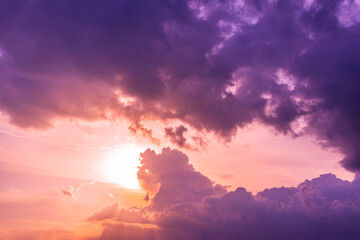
[0,113,353,238]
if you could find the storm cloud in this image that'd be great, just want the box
[0,0,360,169]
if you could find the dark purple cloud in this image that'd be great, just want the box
[1,0,360,169]
[91,148,360,240]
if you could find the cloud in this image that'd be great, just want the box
[1,0,360,169]
[62,181,95,199]
[129,123,160,145]
[88,203,149,225]
[62,186,75,198]
[91,148,360,240]
[164,125,193,150]
[137,148,227,210]
[87,203,119,221]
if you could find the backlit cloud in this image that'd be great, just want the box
[91,148,360,240]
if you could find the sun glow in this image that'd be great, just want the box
[103,145,144,189]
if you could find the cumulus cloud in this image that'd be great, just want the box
[137,148,226,210]
[90,148,360,240]
[1,0,360,169]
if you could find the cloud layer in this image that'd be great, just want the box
[90,148,360,240]
[1,0,360,169]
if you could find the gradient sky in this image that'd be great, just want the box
[1,0,360,239]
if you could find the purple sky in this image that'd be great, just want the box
[0,0,360,239]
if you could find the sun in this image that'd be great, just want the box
[103,145,144,189]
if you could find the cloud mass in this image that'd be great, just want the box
[0,0,360,170]
[90,148,360,240]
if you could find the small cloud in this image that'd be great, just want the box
[165,125,197,150]
[62,186,76,198]
[61,181,95,199]
[143,193,150,202]
[129,122,160,145]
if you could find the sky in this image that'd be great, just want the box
[0,0,360,239]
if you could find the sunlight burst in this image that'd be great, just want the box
[103,145,144,189]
